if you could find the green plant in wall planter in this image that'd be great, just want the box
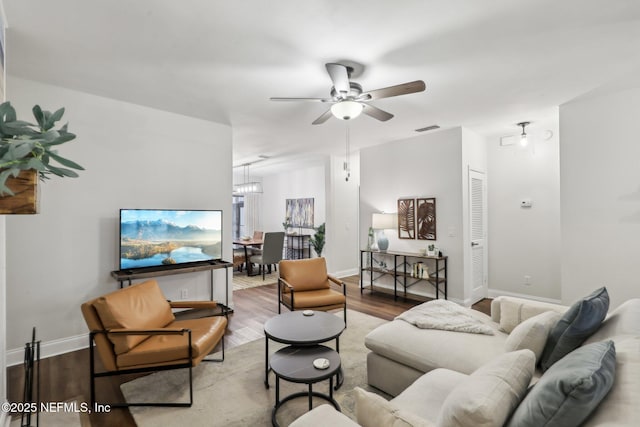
[310,222,326,257]
[0,101,84,197]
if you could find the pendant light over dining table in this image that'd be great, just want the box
[233,163,263,194]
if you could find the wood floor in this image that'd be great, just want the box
[6,276,491,427]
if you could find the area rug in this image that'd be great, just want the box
[121,310,387,426]
[232,270,278,290]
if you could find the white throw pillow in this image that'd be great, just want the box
[505,311,561,362]
[436,349,536,427]
[499,298,566,333]
[499,299,524,333]
[355,387,434,427]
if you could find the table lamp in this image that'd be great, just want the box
[372,213,396,252]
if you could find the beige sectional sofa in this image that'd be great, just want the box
[365,296,568,395]
[291,294,640,426]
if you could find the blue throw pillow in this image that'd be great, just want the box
[506,340,616,427]
[539,287,609,371]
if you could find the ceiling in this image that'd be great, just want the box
[4,0,640,175]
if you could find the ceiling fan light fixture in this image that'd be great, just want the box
[331,100,364,120]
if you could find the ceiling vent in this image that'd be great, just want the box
[415,125,440,132]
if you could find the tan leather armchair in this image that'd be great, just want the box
[278,257,347,324]
[81,279,227,407]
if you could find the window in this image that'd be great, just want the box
[232,195,245,240]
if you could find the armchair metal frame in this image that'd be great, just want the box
[278,275,347,325]
[89,327,224,408]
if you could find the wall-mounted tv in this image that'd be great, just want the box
[119,209,222,271]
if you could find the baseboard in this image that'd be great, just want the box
[6,333,88,367]
[333,268,359,278]
[487,288,562,305]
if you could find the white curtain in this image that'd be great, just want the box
[244,193,262,235]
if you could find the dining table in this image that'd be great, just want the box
[233,238,264,276]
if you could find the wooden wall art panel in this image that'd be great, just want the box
[417,197,436,240]
[397,198,415,239]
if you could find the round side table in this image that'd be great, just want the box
[264,311,345,388]
[270,344,341,427]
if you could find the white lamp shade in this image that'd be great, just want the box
[372,213,396,230]
[331,101,364,120]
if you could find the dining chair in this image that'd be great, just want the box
[249,231,285,279]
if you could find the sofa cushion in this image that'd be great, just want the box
[436,349,536,427]
[584,298,640,345]
[355,387,434,427]
[507,340,616,427]
[93,279,175,354]
[540,287,609,371]
[290,404,360,427]
[365,311,506,376]
[392,368,468,421]
[505,311,561,363]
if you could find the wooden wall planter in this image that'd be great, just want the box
[0,170,40,214]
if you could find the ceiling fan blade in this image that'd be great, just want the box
[362,104,394,122]
[360,80,426,100]
[325,63,350,97]
[312,109,334,125]
[270,97,332,102]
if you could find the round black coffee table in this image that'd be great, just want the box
[270,345,341,427]
[264,311,345,388]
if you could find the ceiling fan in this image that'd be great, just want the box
[270,63,426,125]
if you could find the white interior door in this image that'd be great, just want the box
[469,169,488,303]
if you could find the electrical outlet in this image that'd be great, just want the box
[524,275,532,286]
[180,288,188,299]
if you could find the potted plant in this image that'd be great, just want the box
[309,222,325,257]
[0,101,83,213]
[282,217,292,234]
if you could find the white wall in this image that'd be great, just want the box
[261,163,326,234]
[487,120,562,301]
[325,154,360,276]
[253,156,358,276]
[560,86,640,309]
[5,77,232,361]
[360,127,466,301]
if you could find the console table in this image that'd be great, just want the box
[111,260,233,314]
[359,249,448,300]
[285,234,311,259]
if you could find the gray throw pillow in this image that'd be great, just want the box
[506,340,616,427]
[539,287,609,371]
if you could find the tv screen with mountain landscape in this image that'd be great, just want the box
[119,209,222,271]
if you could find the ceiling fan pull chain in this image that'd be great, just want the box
[344,124,351,182]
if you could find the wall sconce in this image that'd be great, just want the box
[372,213,397,252]
[517,121,530,147]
